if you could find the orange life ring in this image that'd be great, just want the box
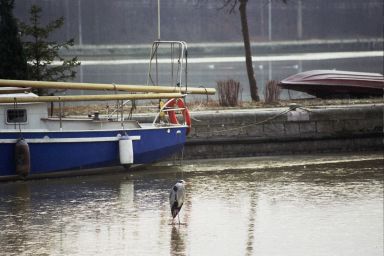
[164,98,191,135]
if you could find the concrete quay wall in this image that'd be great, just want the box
[182,104,383,159]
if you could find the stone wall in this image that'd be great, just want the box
[183,104,383,159]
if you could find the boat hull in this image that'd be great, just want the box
[0,126,187,179]
[279,70,384,98]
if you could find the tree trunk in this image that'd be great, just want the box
[239,0,260,101]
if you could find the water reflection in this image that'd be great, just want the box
[245,189,257,256]
[170,226,187,256]
[0,154,383,255]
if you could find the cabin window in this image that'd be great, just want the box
[6,109,27,123]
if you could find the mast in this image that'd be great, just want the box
[157,0,161,40]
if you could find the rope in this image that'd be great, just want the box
[191,116,202,122]
[198,85,209,104]
[185,48,188,94]
[112,83,120,120]
[148,43,159,86]
[175,43,181,89]
[128,100,136,120]
[156,44,159,86]
[171,43,174,87]
[13,98,23,135]
[197,108,292,135]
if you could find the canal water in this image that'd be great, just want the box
[70,52,383,102]
[0,152,382,255]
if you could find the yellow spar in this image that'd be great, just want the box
[0,93,185,103]
[0,79,216,95]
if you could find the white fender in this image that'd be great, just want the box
[119,136,134,165]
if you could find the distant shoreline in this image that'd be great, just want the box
[54,51,383,66]
[60,38,384,60]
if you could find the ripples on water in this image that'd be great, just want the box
[0,154,383,256]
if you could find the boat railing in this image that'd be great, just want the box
[152,96,187,126]
[146,41,188,92]
[106,99,132,121]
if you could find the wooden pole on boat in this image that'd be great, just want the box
[0,87,31,94]
[0,93,184,103]
[0,79,216,95]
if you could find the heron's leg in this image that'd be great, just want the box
[178,214,180,225]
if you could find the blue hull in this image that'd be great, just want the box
[0,126,187,178]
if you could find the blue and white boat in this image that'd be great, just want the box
[0,41,214,181]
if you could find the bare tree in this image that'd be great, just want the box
[238,0,259,101]
[217,0,287,102]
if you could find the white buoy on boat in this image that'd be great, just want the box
[119,136,134,165]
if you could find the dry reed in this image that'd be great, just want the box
[217,79,240,107]
[264,80,281,104]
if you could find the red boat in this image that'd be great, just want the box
[279,70,384,98]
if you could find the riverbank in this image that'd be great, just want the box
[129,102,383,159]
[57,100,383,159]
[184,103,383,159]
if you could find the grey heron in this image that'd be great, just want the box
[169,180,186,224]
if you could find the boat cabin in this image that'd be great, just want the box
[0,92,48,130]
[0,90,141,131]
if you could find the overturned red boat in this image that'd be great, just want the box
[279,70,384,98]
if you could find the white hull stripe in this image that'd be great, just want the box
[0,136,141,144]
